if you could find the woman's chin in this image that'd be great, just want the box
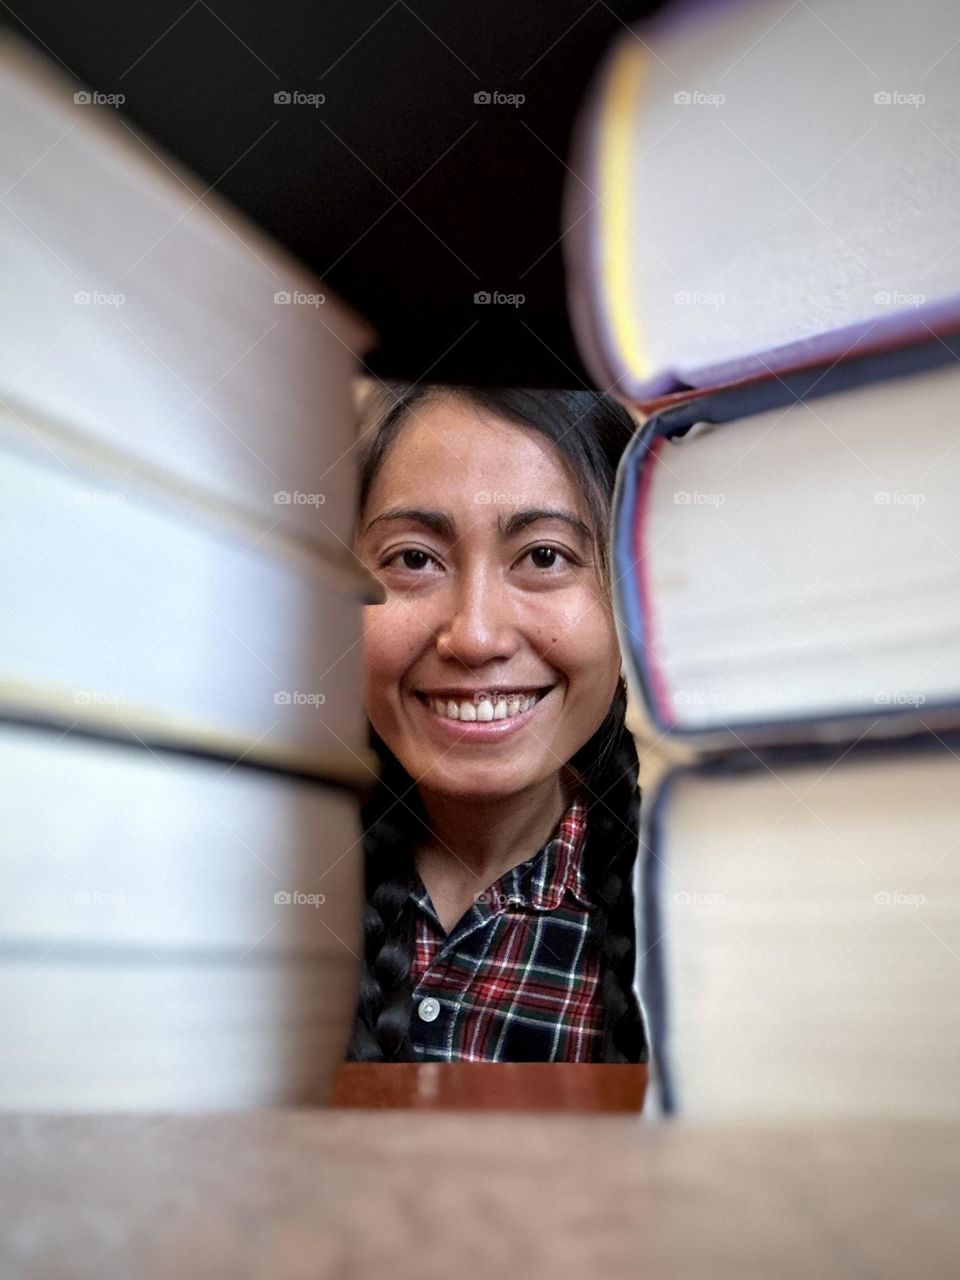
[414,757,552,802]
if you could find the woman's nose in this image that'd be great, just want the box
[434,567,516,666]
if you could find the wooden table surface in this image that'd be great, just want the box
[331,1062,649,1110]
[1,1109,958,1279]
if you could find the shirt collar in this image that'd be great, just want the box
[504,790,593,912]
[409,789,593,920]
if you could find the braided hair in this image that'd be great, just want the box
[346,384,647,1063]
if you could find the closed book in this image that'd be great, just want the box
[612,330,960,745]
[641,731,960,1118]
[566,0,960,401]
[0,35,378,1108]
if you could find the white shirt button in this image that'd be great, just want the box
[417,996,440,1023]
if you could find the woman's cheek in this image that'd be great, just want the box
[361,605,397,711]
[362,597,424,693]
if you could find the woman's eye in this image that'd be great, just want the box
[523,545,575,572]
[379,548,440,573]
[377,545,577,576]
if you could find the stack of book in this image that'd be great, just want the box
[566,0,960,1118]
[0,35,378,1108]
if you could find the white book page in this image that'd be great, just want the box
[0,35,375,548]
[653,747,960,1118]
[643,359,960,730]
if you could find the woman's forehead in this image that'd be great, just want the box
[368,397,585,510]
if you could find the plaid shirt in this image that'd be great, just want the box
[408,791,628,1062]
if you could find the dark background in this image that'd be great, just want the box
[5,0,671,386]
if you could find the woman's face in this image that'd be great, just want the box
[354,394,622,800]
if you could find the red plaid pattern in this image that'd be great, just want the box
[407,791,608,1061]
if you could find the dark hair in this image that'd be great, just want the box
[346,384,647,1063]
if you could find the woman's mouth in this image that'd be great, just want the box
[411,686,557,743]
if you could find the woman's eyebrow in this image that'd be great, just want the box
[361,506,592,542]
[501,508,593,543]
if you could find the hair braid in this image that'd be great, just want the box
[345,729,425,1061]
[572,678,648,1063]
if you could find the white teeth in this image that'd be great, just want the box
[423,690,548,721]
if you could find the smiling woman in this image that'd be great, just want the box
[346,383,649,1064]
